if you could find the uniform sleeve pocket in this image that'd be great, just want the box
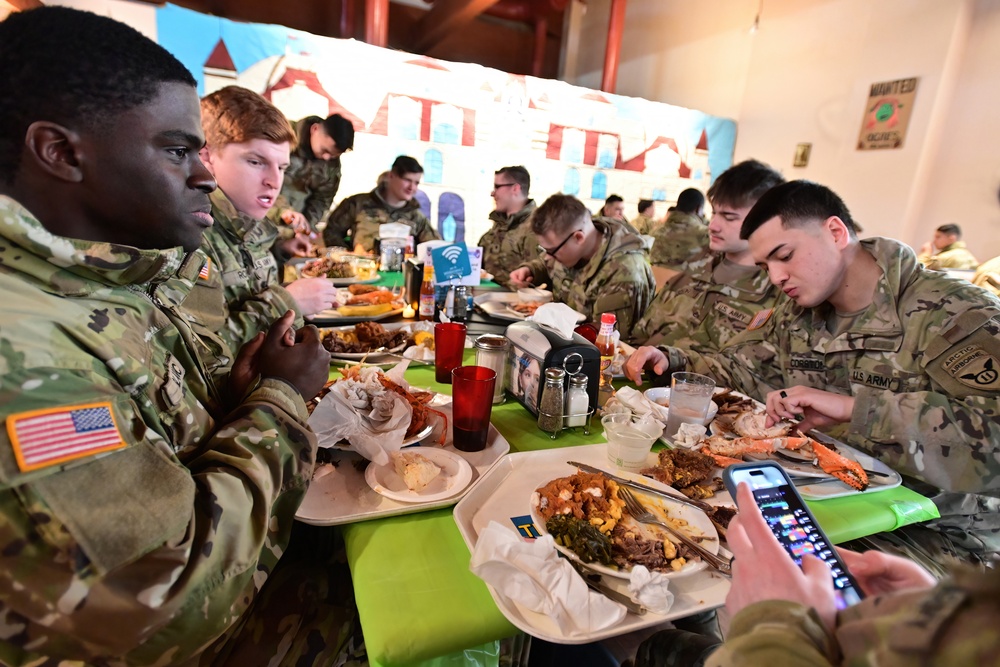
[29,440,196,575]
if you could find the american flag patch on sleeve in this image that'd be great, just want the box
[198,258,212,281]
[7,402,126,472]
[747,308,774,331]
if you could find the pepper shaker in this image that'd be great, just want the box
[537,368,566,433]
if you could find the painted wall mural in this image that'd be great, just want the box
[155,3,736,244]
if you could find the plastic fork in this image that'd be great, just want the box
[617,486,732,576]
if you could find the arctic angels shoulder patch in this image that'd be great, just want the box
[942,345,1000,391]
[7,402,125,472]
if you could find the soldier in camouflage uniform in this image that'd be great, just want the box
[187,86,337,353]
[633,199,659,235]
[627,180,1000,569]
[510,194,654,339]
[479,166,538,288]
[280,114,354,229]
[322,155,439,253]
[635,161,784,348]
[650,187,708,270]
[0,9,355,665]
[681,482,999,667]
[973,254,1000,297]
[917,223,979,270]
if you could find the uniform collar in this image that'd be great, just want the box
[489,199,535,227]
[0,195,202,298]
[208,189,276,244]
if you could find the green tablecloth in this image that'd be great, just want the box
[340,353,939,666]
[371,273,502,290]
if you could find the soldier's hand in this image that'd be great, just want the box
[726,482,838,631]
[280,209,310,234]
[279,234,315,258]
[624,346,669,385]
[258,310,330,399]
[835,548,935,597]
[766,386,853,432]
[285,278,338,317]
[508,267,534,288]
[229,332,265,400]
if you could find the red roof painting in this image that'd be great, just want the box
[264,67,365,129]
[204,39,236,72]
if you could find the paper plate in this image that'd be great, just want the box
[365,447,473,503]
[528,487,718,580]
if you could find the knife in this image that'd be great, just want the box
[568,461,715,513]
[561,555,646,615]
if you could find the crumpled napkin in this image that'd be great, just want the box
[627,565,674,614]
[613,386,669,425]
[528,302,587,339]
[307,362,413,466]
[470,522,627,636]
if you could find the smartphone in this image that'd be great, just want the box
[723,461,865,609]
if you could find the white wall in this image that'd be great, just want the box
[571,0,1000,260]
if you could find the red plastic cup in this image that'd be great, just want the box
[434,322,467,384]
[574,322,598,344]
[451,365,497,452]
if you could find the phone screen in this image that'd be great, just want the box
[726,464,864,609]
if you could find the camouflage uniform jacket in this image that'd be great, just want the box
[520,217,655,338]
[0,197,317,666]
[633,254,776,349]
[706,567,1000,666]
[280,118,343,229]
[185,190,302,354]
[322,187,438,253]
[661,237,1000,558]
[632,212,659,236]
[917,241,979,270]
[650,210,709,269]
[478,200,537,288]
[973,255,1000,297]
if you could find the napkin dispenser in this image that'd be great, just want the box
[504,320,600,416]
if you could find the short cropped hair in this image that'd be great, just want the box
[533,193,590,235]
[0,6,196,184]
[391,155,423,176]
[936,223,961,237]
[201,86,295,149]
[675,188,705,214]
[708,159,785,211]
[323,114,355,152]
[604,194,624,206]
[638,199,654,215]
[740,180,858,240]
[496,166,530,195]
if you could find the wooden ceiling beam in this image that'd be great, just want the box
[410,0,501,54]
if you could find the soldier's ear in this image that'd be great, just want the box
[826,215,852,249]
[23,121,84,183]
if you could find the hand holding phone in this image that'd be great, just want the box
[722,462,864,630]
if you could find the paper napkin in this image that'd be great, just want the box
[528,302,586,339]
[470,522,627,636]
[627,565,674,614]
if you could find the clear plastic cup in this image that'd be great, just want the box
[602,413,663,472]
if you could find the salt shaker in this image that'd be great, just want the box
[537,368,565,433]
[564,374,589,427]
[474,334,508,404]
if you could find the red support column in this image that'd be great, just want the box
[532,16,548,78]
[365,0,389,48]
[601,0,627,93]
[341,0,356,39]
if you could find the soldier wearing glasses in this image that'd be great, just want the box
[478,166,537,288]
[509,194,654,338]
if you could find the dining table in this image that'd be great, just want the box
[322,333,941,667]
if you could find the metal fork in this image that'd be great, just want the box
[618,486,732,576]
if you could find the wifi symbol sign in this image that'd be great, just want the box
[442,246,464,264]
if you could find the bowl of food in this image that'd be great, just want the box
[643,387,719,425]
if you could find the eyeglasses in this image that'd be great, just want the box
[538,230,579,257]
[492,183,516,193]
